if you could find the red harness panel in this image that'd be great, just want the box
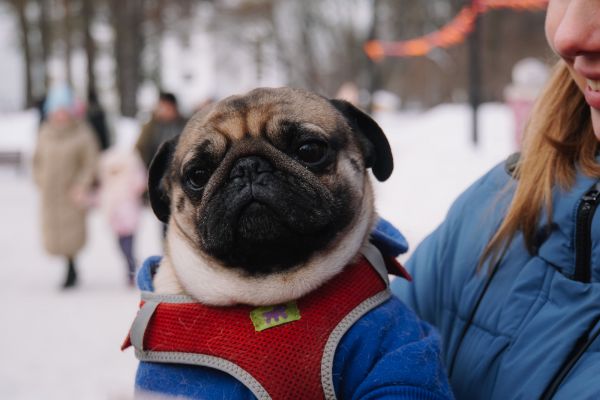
[124,256,388,399]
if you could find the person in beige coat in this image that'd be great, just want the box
[33,84,100,289]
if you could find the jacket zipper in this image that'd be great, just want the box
[573,183,600,283]
[540,183,600,398]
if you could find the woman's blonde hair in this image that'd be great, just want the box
[480,60,600,268]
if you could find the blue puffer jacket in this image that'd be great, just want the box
[391,158,600,400]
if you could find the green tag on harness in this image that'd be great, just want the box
[250,302,301,331]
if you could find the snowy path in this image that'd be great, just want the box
[0,103,514,399]
[0,173,162,400]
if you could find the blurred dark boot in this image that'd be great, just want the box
[62,258,77,289]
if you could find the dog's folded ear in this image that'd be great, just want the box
[148,136,179,223]
[329,99,393,181]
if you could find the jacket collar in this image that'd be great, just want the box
[537,168,600,280]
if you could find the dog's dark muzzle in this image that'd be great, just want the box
[199,153,348,274]
[229,155,274,184]
[227,155,281,208]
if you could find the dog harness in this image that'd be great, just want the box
[123,244,409,400]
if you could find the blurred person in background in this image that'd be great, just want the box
[135,92,186,238]
[391,0,600,398]
[135,92,186,169]
[33,84,100,289]
[86,90,111,151]
[98,149,147,286]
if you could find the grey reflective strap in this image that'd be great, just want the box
[321,290,391,399]
[135,350,272,400]
[360,242,390,286]
[131,295,272,399]
[130,300,160,352]
[141,291,196,303]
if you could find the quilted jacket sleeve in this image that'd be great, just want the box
[390,164,505,329]
[391,197,465,328]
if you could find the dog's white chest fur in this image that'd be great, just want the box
[153,194,374,306]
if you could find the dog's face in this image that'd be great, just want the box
[149,88,392,299]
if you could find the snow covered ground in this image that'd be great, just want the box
[375,103,515,247]
[0,103,515,399]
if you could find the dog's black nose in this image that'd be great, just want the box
[230,155,274,181]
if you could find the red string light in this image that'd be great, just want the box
[365,0,548,60]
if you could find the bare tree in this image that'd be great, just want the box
[81,0,96,95]
[2,0,550,113]
[11,0,35,107]
[37,0,51,89]
[248,0,371,97]
[366,0,382,111]
[109,0,144,117]
[63,0,73,86]
[144,0,167,88]
[144,0,206,87]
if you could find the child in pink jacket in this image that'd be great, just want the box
[98,149,147,285]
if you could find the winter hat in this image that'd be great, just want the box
[44,83,76,115]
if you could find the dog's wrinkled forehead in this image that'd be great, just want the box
[176,88,344,155]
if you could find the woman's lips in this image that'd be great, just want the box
[585,78,600,109]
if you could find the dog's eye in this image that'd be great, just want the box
[296,141,328,166]
[185,169,210,191]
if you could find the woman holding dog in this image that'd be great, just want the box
[392,0,600,398]
[33,84,99,289]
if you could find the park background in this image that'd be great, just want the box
[0,1,551,399]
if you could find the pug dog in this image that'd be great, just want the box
[150,87,392,305]
[126,87,451,400]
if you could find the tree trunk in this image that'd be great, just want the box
[110,0,144,117]
[366,0,381,113]
[16,0,34,108]
[82,0,96,96]
[146,0,166,88]
[298,2,321,91]
[63,0,73,86]
[38,0,51,91]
